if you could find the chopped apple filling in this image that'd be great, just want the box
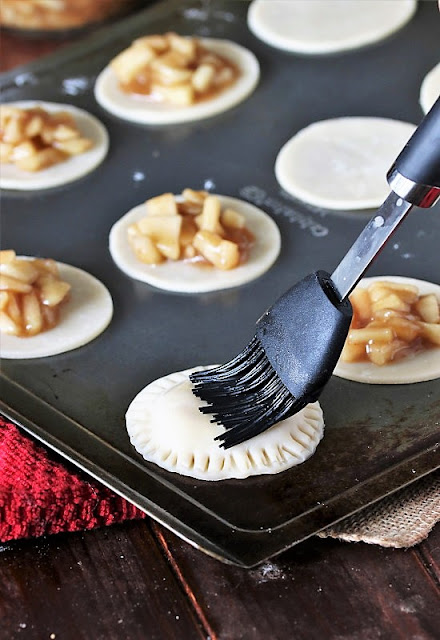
[0,105,93,172]
[341,280,440,365]
[110,32,239,105]
[127,190,255,270]
[0,250,71,337]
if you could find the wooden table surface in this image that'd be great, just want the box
[1,24,440,640]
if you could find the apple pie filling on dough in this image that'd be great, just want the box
[95,36,259,125]
[0,257,113,359]
[109,194,281,293]
[0,101,108,191]
[334,276,440,384]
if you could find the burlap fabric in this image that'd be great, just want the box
[319,469,440,547]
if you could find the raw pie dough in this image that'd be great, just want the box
[0,101,109,191]
[94,38,260,125]
[420,62,440,114]
[0,260,113,359]
[334,276,440,385]
[109,195,281,293]
[275,117,416,210]
[247,0,416,54]
[126,367,324,481]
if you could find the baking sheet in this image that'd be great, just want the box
[1,0,439,567]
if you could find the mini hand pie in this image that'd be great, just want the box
[126,367,324,481]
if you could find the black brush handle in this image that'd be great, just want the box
[387,96,440,206]
[332,98,440,300]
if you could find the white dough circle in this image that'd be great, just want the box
[0,259,113,359]
[94,38,260,125]
[420,62,440,115]
[275,117,416,210]
[109,194,281,293]
[126,366,325,481]
[334,276,440,385]
[247,0,416,54]
[0,101,109,191]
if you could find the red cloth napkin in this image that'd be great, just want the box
[0,416,146,542]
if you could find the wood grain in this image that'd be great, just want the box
[2,521,437,640]
[157,525,440,640]
[0,521,205,640]
[417,535,440,589]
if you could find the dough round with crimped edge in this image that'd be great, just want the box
[0,259,113,359]
[94,38,260,125]
[247,0,416,55]
[334,276,440,385]
[420,62,440,115]
[0,101,109,191]
[126,367,324,481]
[275,117,416,211]
[109,194,281,293]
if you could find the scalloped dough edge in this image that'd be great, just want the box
[126,366,324,481]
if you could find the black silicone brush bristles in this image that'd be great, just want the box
[190,336,305,449]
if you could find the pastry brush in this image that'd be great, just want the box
[190,97,440,448]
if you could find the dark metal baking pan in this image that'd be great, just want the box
[1,0,439,568]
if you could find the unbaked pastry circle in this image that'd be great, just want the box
[333,276,440,385]
[0,259,113,359]
[419,62,440,114]
[109,194,281,293]
[247,0,416,54]
[0,101,109,191]
[275,117,416,210]
[126,366,324,481]
[94,38,260,125]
